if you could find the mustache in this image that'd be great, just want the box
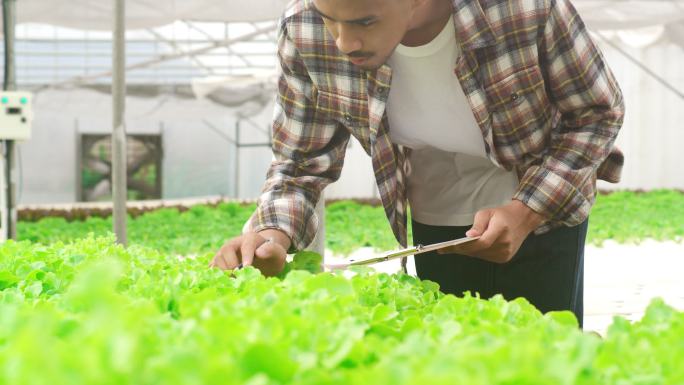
[347,52,373,58]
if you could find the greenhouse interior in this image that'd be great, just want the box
[1,0,683,383]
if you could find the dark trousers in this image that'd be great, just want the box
[412,219,588,328]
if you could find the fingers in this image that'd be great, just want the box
[437,211,503,257]
[210,233,286,275]
[210,239,240,270]
[466,209,493,237]
[239,233,268,267]
[476,216,506,249]
[459,219,504,254]
[255,238,278,259]
[433,208,521,263]
[239,241,256,268]
[253,240,288,277]
[437,209,494,255]
[208,253,226,269]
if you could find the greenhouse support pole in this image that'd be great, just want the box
[2,0,17,241]
[112,0,127,246]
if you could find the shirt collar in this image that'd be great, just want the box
[450,0,498,50]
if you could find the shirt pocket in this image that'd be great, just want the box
[484,65,552,148]
[315,90,371,148]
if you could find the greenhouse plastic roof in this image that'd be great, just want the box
[0,0,680,31]
[4,0,289,30]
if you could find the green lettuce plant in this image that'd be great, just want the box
[1,236,683,384]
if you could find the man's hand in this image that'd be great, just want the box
[437,200,547,263]
[209,229,292,277]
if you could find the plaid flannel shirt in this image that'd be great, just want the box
[245,0,625,252]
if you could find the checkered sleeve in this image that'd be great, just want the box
[243,19,351,253]
[513,0,625,227]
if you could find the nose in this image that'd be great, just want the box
[334,25,362,55]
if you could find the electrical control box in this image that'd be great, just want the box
[0,91,32,140]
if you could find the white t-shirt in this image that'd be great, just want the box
[387,18,519,226]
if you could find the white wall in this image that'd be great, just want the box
[19,88,274,204]
[597,39,684,191]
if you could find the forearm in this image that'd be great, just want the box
[244,21,349,253]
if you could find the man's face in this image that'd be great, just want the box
[312,0,414,70]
